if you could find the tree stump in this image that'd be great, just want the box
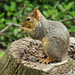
[0,37,75,75]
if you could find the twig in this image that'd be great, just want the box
[0,42,8,47]
[50,1,59,19]
[0,23,21,33]
[13,24,21,27]
[0,23,13,33]
[0,4,25,33]
[60,17,75,23]
[0,32,6,36]
[0,32,25,36]
[13,4,25,23]
[54,1,59,9]
[0,32,16,40]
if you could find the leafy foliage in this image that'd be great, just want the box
[0,0,75,48]
[0,52,4,57]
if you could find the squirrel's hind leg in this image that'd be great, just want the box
[41,38,56,64]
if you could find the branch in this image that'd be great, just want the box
[12,4,25,23]
[13,23,21,27]
[0,32,25,36]
[60,17,75,23]
[0,42,8,47]
[0,4,25,33]
[0,23,13,33]
[0,23,21,33]
[0,32,16,40]
[54,1,59,9]
[50,1,59,19]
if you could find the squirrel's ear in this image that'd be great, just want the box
[33,8,40,21]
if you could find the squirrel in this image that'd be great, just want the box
[20,8,70,64]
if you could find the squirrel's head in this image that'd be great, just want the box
[21,8,41,29]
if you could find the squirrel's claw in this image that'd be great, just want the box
[41,57,55,64]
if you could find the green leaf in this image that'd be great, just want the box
[8,42,11,46]
[67,2,74,10]
[0,3,2,6]
[5,20,12,25]
[0,13,5,17]
[58,4,64,11]
[43,10,48,17]
[69,11,75,17]
[26,7,32,12]
[13,12,18,16]
[4,4,9,11]
[25,1,30,5]
[64,4,67,8]
[1,36,5,40]
[66,15,72,18]
[14,29,18,33]
[0,53,4,58]
[16,0,23,2]
[7,12,12,16]
[10,1,16,11]
[70,26,75,32]
[43,5,49,9]
[17,34,22,38]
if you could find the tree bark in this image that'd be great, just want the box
[0,37,75,75]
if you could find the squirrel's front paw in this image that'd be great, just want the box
[20,27,23,31]
[20,27,26,31]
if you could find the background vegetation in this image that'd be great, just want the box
[0,0,75,56]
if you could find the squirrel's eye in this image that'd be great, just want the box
[27,18,30,21]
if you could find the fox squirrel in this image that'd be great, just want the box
[20,8,70,64]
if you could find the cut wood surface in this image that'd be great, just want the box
[0,37,75,75]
